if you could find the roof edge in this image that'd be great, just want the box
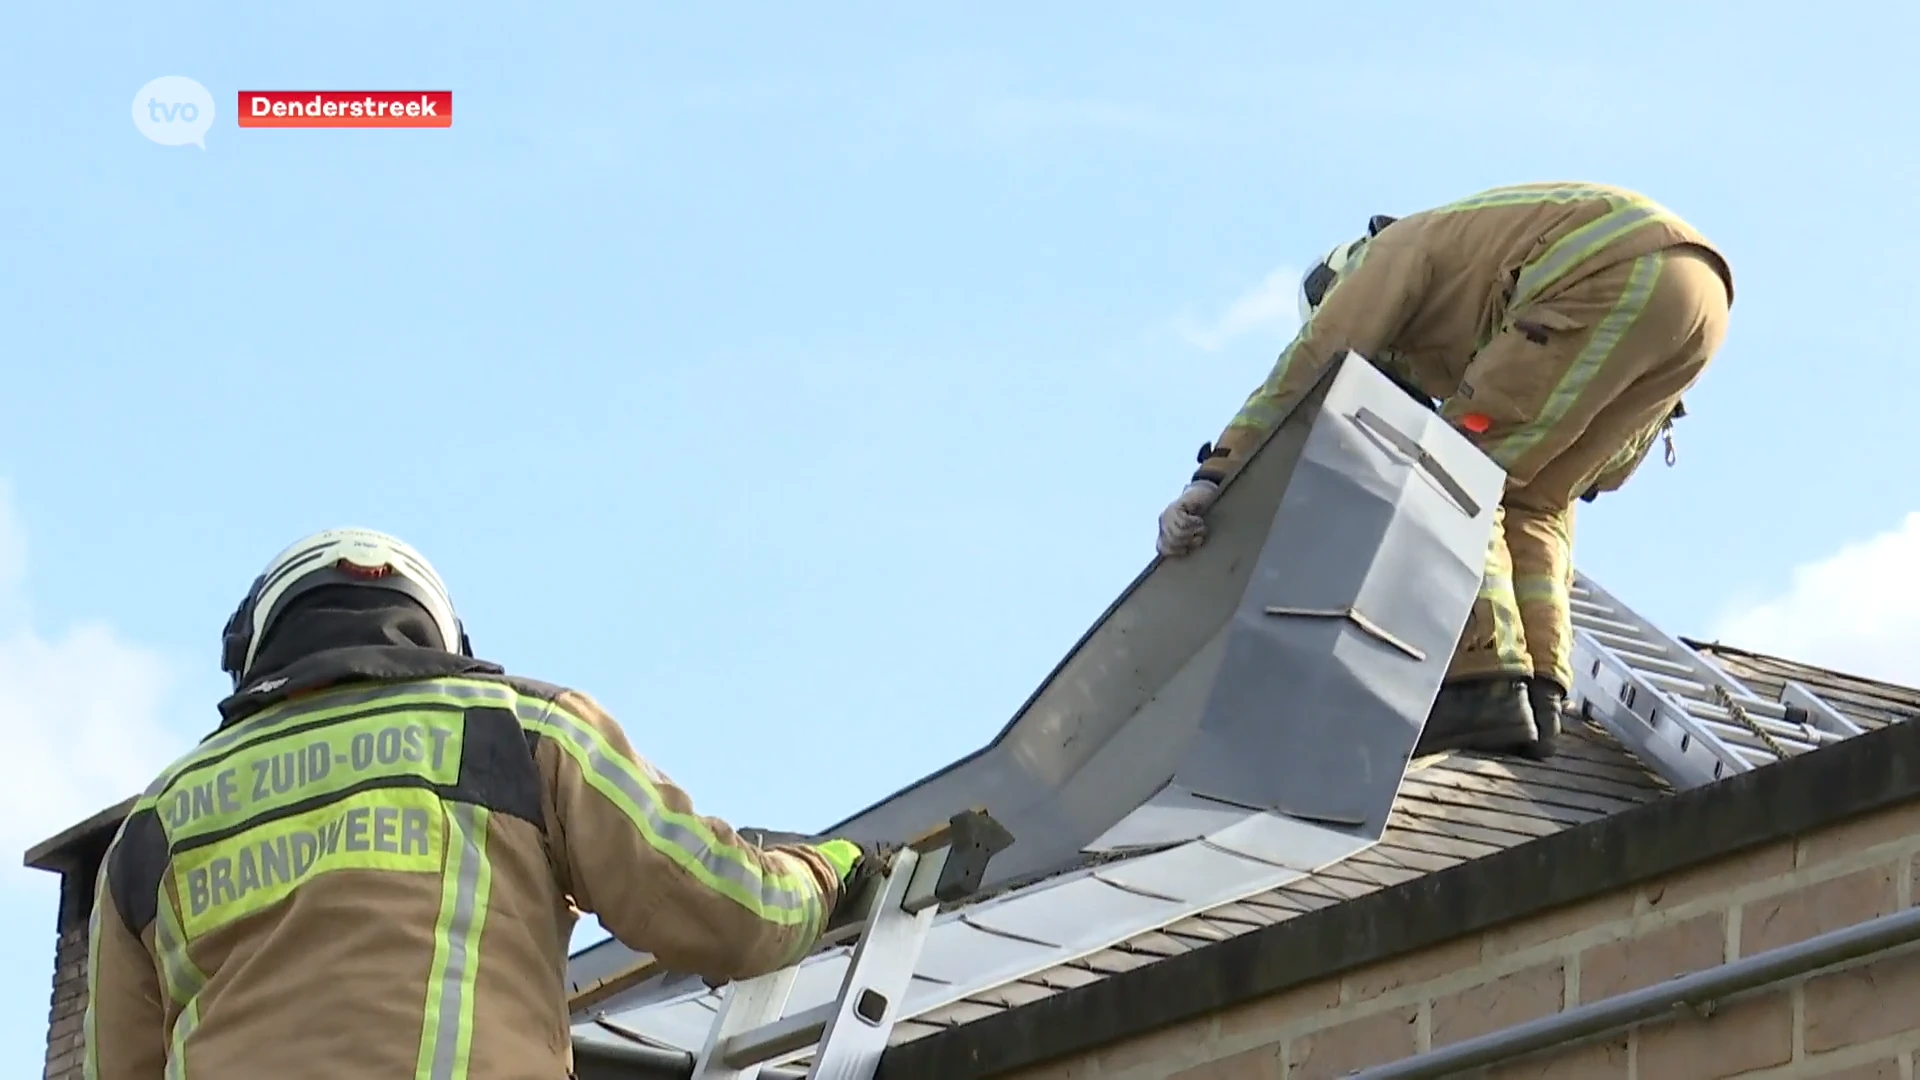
[871,717,1920,1080]
[1684,637,1919,695]
[25,795,136,873]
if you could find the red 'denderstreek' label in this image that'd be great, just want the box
[236,91,452,128]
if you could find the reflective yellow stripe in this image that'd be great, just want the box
[81,858,111,1080]
[154,886,207,1079]
[155,679,519,790]
[174,787,445,938]
[1429,183,1683,311]
[1482,253,1666,470]
[416,802,492,1080]
[1432,182,1633,215]
[1514,574,1568,605]
[1477,572,1530,670]
[160,710,466,846]
[1513,200,1680,310]
[520,698,822,926]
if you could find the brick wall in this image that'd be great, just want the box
[44,922,88,1080]
[40,848,101,1080]
[1005,797,1920,1080]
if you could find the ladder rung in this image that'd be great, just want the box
[1584,627,1670,658]
[1629,653,1701,680]
[1643,671,1710,698]
[1570,612,1641,637]
[1681,701,1818,745]
[1679,692,1790,722]
[719,1001,836,1067]
[1683,713,1817,757]
[1569,596,1612,617]
[1612,652,1798,725]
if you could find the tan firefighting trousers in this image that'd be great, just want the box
[1442,244,1730,693]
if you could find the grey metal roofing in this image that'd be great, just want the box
[874,642,1915,1049]
[888,722,1672,1045]
[578,641,1920,1074]
[883,643,1920,1054]
[569,353,1516,1058]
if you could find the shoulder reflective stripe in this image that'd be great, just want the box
[1432,183,1630,215]
[1224,335,1303,435]
[1484,254,1667,470]
[163,679,518,786]
[1421,183,1683,310]
[519,699,821,926]
[81,866,109,1080]
[1511,200,1680,310]
[1227,237,1380,436]
[417,802,493,1080]
[173,786,445,938]
[154,884,207,1079]
[159,709,466,847]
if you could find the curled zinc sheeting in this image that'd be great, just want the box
[567,354,1506,1054]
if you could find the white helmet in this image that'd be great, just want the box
[220,528,468,688]
[1296,214,1401,324]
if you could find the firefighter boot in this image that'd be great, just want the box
[1516,677,1568,761]
[1413,676,1538,757]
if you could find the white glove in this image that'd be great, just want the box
[1156,480,1221,557]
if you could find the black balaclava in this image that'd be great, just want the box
[245,583,448,680]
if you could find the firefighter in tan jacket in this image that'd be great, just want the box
[84,528,881,1079]
[1156,182,1733,760]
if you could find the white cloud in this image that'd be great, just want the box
[1710,511,1920,688]
[1173,267,1300,352]
[0,483,195,873]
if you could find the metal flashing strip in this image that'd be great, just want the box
[573,808,1377,1064]
[1569,574,1857,790]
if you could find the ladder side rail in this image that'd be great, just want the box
[1686,648,1850,749]
[1574,575,1785,717]
[1571,629,1753,790]
[1779,680,1866,739]
[690,811,1012,1080]
[1571,577,1826,753]
[690,967,803,1080]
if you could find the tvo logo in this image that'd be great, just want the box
[133,76,216,149]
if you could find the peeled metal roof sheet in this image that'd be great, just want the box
[568,354,1508,1060]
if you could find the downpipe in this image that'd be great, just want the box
[1350,904,1920,1079]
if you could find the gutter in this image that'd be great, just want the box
[1353,903,1920,1079]
[573,1032,805,1080]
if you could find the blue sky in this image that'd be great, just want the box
[5,3,1920,1075]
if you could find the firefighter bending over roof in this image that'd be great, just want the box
[1155,182,1733,761]
[84,528,884,1079]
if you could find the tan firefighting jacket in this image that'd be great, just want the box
[1194,182,1735,486]
[83,650,845,1079]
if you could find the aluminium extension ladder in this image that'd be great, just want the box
[689,809,1013,1080]
[1568,572,1863,790]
